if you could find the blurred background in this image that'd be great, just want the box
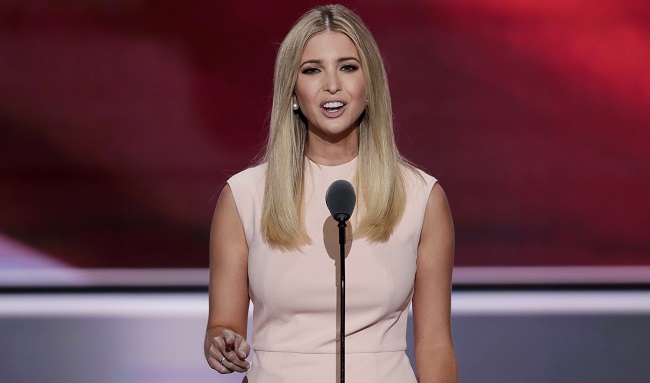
[1,0,649,382]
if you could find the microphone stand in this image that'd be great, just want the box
[337,216,347,383]
[325,179,355,383]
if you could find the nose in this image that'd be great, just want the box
[323,71,341,94]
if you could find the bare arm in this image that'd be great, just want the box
[412,184,458,382]
[204,184,251,373]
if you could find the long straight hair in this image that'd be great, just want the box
[261,4,416,250]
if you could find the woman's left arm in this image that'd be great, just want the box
[412,183,458,383]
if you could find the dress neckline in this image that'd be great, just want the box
[306,155,358,169]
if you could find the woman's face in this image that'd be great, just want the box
[294,31,366,140]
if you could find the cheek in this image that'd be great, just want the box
[293,84,304,101]
[294,83,314,105]
[351,78,366,99]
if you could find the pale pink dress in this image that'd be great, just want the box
[227,157,437,383]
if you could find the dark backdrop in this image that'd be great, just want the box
[1,0,648,270]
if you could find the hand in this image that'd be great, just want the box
[208,329,251,374]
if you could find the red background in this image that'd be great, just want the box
[1,0,648,269]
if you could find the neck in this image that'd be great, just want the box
[305,129,359,166]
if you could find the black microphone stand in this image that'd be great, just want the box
[325,179,355,383]
[337,215,347,383]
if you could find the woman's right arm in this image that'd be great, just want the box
[204,184,251,373]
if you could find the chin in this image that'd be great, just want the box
[322,127,358,140]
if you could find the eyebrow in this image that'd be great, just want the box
[300,57,361,67]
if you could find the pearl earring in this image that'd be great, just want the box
[292,97,299,111]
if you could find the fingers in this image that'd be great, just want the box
[208,329,251,374]
[234,334,251,360]
[222,328,235,343]
[223,329,251,364]
[208,347,231,374]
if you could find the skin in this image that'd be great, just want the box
[295,31,366,165]
[413,185,458,382]
[204,184,251,374]
[205,30,457,382]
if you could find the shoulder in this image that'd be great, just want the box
[226,163,267,209]
[223,163,267,242]
[227,163,267,196]
[400,163,438,197]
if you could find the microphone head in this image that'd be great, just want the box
[325,180,356,222]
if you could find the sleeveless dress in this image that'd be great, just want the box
[227,157,437,383]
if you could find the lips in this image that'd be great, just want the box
[321,100,347,117]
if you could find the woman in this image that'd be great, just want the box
[205,4,457,382]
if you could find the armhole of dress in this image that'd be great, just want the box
[226,178,250,248]
[415,172,438,248]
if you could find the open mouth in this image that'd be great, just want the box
[322,101,345,113]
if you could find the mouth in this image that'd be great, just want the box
[321,101,346,116]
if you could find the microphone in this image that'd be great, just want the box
[326,179,356,383]
[326,180,356,222]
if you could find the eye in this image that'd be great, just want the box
[301,67,320,75]
[340,64,359,73]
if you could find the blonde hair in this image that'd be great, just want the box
[261,4,416,250]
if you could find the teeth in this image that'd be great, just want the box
[323,101,344,109]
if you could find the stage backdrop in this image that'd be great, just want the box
[1,1,648,281]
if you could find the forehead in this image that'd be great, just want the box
[300,31,359,60]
